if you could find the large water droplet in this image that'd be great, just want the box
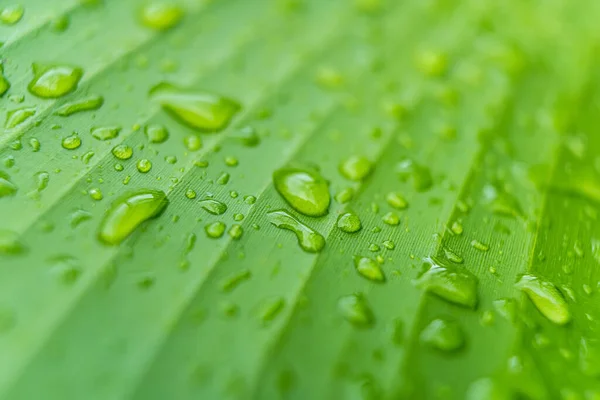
[267,209,325,253]
[338,293,374,328]
[55,95,104,116]
[413,256,478,308]
[199,198,227,215]
[339,155,373,181]
[273,167,330,217]
[515,274,570,325]
[0,63,9,97]
[420,318,464,351]
[354,256,385,282]
[28,64,83,99]
[97,189,168,245]
[0,5,24,25]
[337,212,362,233]
[139,2,183,31]
[396,159,433,192]
[0,171,17,197]
[150,83,241,132]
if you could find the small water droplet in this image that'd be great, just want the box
[232,126,260,147]
[150,82,241,132]
[415,49,448,77]
[91,126,120,141]
[28,63,82,98]
[228,224,243,239]
[515,274,570,325]
[205,221,226,238]
[220,269,251,292]
[420,318,464,351]
[482,184,523,218]
[450,221,463,235]
[396,159,433,192]
[257,296,285,324]
[224,156,238,167]
[0,5,24,25]
[267,209,325,253]
[185,189,196,199]
[471,240,489,252]
[244,195,256,205]
[382,212,400,226]
[334,187,354,204]
[5,106,36,130]
[48,255,81,284]
[139,2,183,31]
[33,171,49,192]
[69,208,92,228]
[0,171,17,197]
[217,172,230,185]
[97,189,168,245]
[55,95,103,116]
[339,156,373,181]
[112,144,133,160]
[579,337,600,377]
[0,230,24,254]
[61,133,81,150]
[199,198,227,215]
[368,243,380,252]
[136,159,152,173]
[184,134,202,151]
[29,138,40,152]
[89,187,103,201]
[443,247,464,264]
[338,293,374,328]
[386,192,408,209]
[413,257,478,308]
[337,212,362,233]
[145,124,169,143]
[354,256,385,282]
[383,240,395,250]
[273,167,330,217]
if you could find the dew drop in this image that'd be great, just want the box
[443,247,464,264]
[0,230,24,254]
[334,187,354,204]
[396,159,433,192]
[482,184,523,218]
[339,155,373,181]
[471,240,489,252]
[0,5,24,25]
[97,189,168,245]
[420,318,464,351]
[5,107,36,130]
[33,171,49,193]
[55,95,103,116]
[413,256,478,308]
[185,189,196,199]
[220,269,252,292]
[217,172,230,185]
[228,224,243,240]
[382,212,400,226]
[232,126,260,147]
[112,144,133,160]
[150,82,241,132]
[139,2,183,31]
[0,171,17,197]
[205,221,226,238]
[273,167,330,217]
[354,256,385,282]
[337,212,362,233]
[199,198,227,215]
[515,274,570,325]
[184,134,202,151]
[28,63,82,99]
[29,138,40,152]
[89,187,103,201]
[136,159,152,173]
[386,192,408,209]
[257,296,285,324]
[267,209,325,253]
[145,124,169,143]
[91,126,120,141]
[61,133,81,150]
[0,63,9,97]
[69,208,92,228]
[338,293,374,328]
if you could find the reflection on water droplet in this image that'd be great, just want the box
[139,2,183,31]
[89,187,103,201]
[98,189,168,245]
[150,82,241,132]
[339,156,373,181]
[28,63,82,98]
[337,212,361,233]
[267,210,325,253]
[515,274,570,325]
[420,318,464,351]
[354,256,385,282]
[413,257,478,308]
[55,95,103,116]
[199,199,227,215]
[136,159,152,173]
[338,293,374,328]
[273,167,330,217]
[382,212,400,226]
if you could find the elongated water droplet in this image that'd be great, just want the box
[396,159,433,192]
[28,64,82,99]
[386,192,408,209]
[273,167,330,217]
[34,171,49,192]
[205,221,226,238]
[199,199,227,215]
[217,172,230,185]
[471,240,489,252]
[0,5,24,25]
[267,209,325,253]
[97,189,168,245]
[139,2,183,30]
[0,63,9,97]
[91,126,120,141]
[339,155,373,181]
[145,124,169,143]
[70,208,92,228]
[515,274,570,325]
[420,318,464,351]
[354,256,385,282]
[55,95,103,116]
[220,269,252,292]
[150,83,241,132]
[0,171,17,197]
[338,293,374,328]
[257,296,285,324]
[0,230,24,254]
[443,247,463,264]
[337,212,361,233]
[5,107,36,130]
[414,257,478,308]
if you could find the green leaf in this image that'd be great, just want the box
[1,0,600,399]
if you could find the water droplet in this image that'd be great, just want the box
[493,298,517,323]
[383,240,395,250]
[139,2,183,31]
[354,256,385,282]
[185,189,196,199]
[48,255,81,284]
[205,221,226,238]
[339,156,373,181]
[55,95,103,116]
[199,198,227,215]
[220,269,251,292]
[337,212,361,233]
[28,63,82,99]
[482,184,523,218]
[97,189,168,245]
[0,230,24,254]
[450,221,463,235]
[232,126,260,147]
[0,63,9,97]
[89,188,103,201]
[382,212,400,226]
[386,192,408,209]
[420,318,464,351]
[396,159,433,192]
[338,293,374,328]
[217,172,230,185]
[471,240,489,252]
[33,171,49,192]
[91,126,120,141]
[466,377,508,400]
[228,224,243,239]
[368,243,380,252]
[579,337,600,377]
[515,274,570,325]
[69,208,92,228]
[61,133,81,150]
[244,195,256,205]
[29,138,40,152]
[267,210,325,253]
[443,247,463,264]
[145,124,169,143]
[136,159,152,173]
[0,5,24,25]
[112,144,133,160]
[334,187,354,204]
[224,156,238,167]
[184,134,202,151]
[5,106,36,130]
[413,257,478,308]
[150,82,241,132]
[0,171,17,197]
[257,296,285,324]
[273,167,330,217]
